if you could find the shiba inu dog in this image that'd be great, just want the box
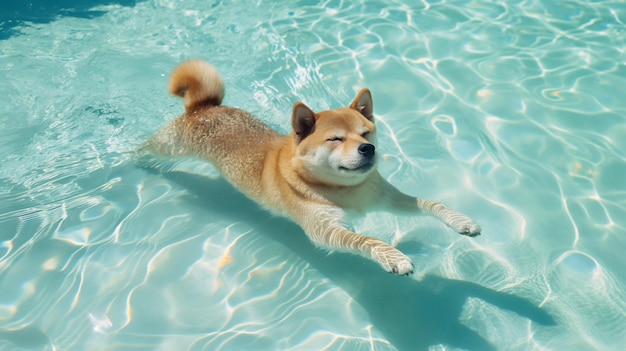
[148,59,481,275]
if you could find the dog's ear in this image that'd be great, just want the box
[292,102,316,142]
[350,88,374,121]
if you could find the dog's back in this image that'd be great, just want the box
[149,60,284,196]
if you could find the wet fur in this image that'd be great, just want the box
[147,59,481,275]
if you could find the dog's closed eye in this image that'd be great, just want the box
[327,137,344,142]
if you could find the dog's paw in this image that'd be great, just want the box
[449,215,481,237]
[389,258,415,276]
[372,246,414,276]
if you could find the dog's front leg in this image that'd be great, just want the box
[383,183,481,237]
[415,198,481,236]
[293,205,414,275]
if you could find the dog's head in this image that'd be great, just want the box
[291,88,378,187]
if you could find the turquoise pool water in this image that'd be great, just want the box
[1,0,625,350]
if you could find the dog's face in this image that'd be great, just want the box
[291,89,378,187]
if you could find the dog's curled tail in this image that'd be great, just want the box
[169,59,224,113]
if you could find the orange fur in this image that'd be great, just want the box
[147,60,481,275]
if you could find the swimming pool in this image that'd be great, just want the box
[1,0,625,349]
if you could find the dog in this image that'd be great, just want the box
[147,59,481,275]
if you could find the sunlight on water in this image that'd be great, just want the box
[1,0,625,350]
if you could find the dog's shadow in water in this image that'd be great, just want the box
[161,170,556,351]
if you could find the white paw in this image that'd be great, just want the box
[372,246,414,276]
[449,215,481,237]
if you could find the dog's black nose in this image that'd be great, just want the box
[358,143,375,158]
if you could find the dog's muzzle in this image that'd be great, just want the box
[358,143,375,159]
[339,143,376,172]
